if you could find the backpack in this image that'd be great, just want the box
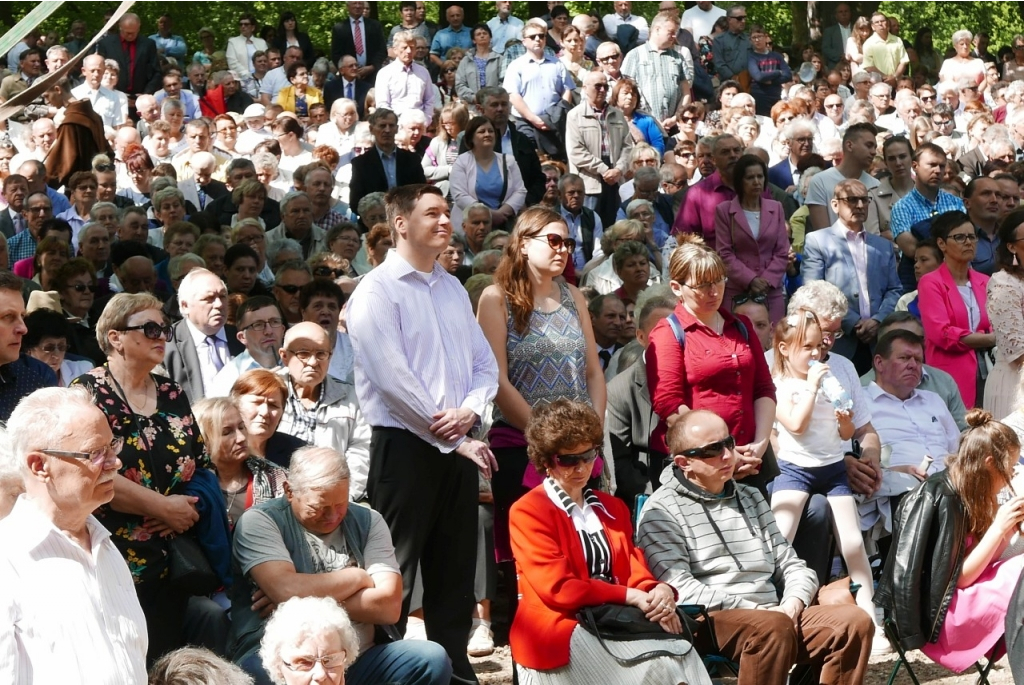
[664,312,749,348]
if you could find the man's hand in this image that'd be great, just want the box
[844,452,882,495]
[602,168,622,184]
[251,588,277,619]
[854,318,880,344]
[889,464,926,481]
[430,407,477,441]
[531,116,550,130]
[770,597,804,628]
[455,438,499,479]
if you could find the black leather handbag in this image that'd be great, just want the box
[576,604,699,665]
[168,532,220,596]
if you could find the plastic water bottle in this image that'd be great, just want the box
[809,360,854,412]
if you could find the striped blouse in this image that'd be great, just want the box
[543,477,613,582]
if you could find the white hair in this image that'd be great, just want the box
[951,29,973,46]
[288,446,350,494]
[260,597,359,685]
[176,267,220,307]
[6,386,97,475]
[398,109,428,128]
[787,281,849,321]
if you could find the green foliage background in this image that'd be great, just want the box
[3,2,1023,60]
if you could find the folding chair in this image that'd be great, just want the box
[882,615,1001,685]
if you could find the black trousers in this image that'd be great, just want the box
[368,427,479,684]
[135,580,187,666]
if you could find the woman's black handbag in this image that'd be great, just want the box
[168,532,220,596]
[576,603,700,665]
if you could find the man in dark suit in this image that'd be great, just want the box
[96,13,162,97]
[821,3,853,69]
[0,174,28,239]
[203,158,282,229]
[606,292,676,508]
[348,108,427,219]
[164,268,244,403]
[323,55,371,118]
[331,1,387,81]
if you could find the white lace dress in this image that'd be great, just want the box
[984,270,1024,417]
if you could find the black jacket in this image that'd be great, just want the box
[96,33,162,95]
[323,77,370,119]
[874,472,966,650]
[348,148,427,219]
[331,18,387,77]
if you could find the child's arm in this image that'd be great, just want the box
[776,365,829,435]
[836,409,855,441]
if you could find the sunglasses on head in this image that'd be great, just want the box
[314,266,346,279]
[677,435,735,459]
[531,234,576,253]
[120,321,173,341]
[732,291,767,307]
[554,447,599,468]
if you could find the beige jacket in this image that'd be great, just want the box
[566,100,634,195]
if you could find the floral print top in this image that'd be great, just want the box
[73,366,210,584]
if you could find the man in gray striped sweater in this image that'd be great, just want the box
[636,410,873,685]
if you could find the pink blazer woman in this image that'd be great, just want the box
[917,262,991,408]
[713,196,790,322]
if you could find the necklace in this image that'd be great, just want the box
[108,369,155,416]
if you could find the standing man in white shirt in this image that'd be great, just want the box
[603,1,650,44]
[374,31,435,124]
[72,55,127,135]
[347,184,498,685]
[0,386,148,684]
[259,46,303,107]
[487,1,525,54]
[681,0,725,43]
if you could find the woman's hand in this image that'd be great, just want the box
[659,612,683,635]
[642,583,677,622]
[624,587,648,608]
[993,496,1024,539]
[748,277,770,294]
[158,494,200,534]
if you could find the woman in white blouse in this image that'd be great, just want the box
[939,30,986,87]
[449,116,526,233]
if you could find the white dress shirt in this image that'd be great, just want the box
[347,250,498,452]
[185,318,231,395]
[0,496,148,684]
[865,382,960,473]
[70,83,127,132]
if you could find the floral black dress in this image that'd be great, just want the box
[72,365,210,585]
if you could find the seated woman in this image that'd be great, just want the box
[510,399,711,685]
[30,235,71,292]
[260,596,360,685]
[877,409,1024,673]
[55,258,105,364]
[230,178,267,229]
[326,223,361,277]
[276,61,323,122]
[230,369,306,468]
[612,240,650,306]
[224,243,268,297]
[194,396,288,529]
[450,116,526,233]
[23,308,93,387]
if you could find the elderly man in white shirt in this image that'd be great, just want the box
[487,1,525,54]
[71,54,126,135]
[0,386,148,684]
[603,0,650,43]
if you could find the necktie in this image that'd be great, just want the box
[207,336,224,372]
[598,349,612,370]
[196,184,207,210]
[13,213,25,234]
[346,82,354,100]
[354,19,364,56]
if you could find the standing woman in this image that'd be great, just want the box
[272,12,314,67]
[450,116,527,233]
[914,28,942,83]
[939,30,986,87]
[845,17,871,72]
[714,154,789,324]
[72,293,212,662]
[645,235,777,491]
[559,26,593,88]
[918,210,995,409]
[477,206,607,618]
[984,208,1024,417]
[456,24,501,107]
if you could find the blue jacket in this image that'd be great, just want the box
[183,467,233,588]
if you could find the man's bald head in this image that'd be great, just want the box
[119,256,157,294]
[283,321,331,349]
[668,410,728,454]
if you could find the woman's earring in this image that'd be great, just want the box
[1014,251,1019,267]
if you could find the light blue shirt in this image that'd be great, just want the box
[430,25,473,59]
[487,15,525,54]
[377,146,397,188]
[155,89,200,122]
[502,52,574,120]
[150,33,188,61]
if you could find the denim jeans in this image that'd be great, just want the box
[241,639,453,685]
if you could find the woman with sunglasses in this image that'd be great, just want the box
[508,399,710,685]
[477,207,607,621]
[939,30,986,88]
[917,210,995,408]
[23,308,92,387]
[646,234,776,496]
[309,251,354,283]
[72,292,212,662]
[433,59,460,110]
[55,258,105,363]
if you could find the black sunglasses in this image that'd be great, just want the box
[69,283,98,293]
[276,284,303,294]
[555,447,599,468]
[677,435,736,459]
[120,322,173,341]
[530,234,576,253]
[732,292,767,307]
[94,163,115,172]
[313,266,346,279]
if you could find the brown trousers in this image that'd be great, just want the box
[695,605,873,685]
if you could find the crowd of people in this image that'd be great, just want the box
[6,1,1024,684]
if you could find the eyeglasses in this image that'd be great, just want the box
[946,232,979,244]
[598,54,621,63]
[554,447,599,469]
[120,322,173,341]
[313,266,347,279]
[283,651,347,673]
[838,196,870,206]
[68,283,97,293]
[241,318,285,333]
[676,435,735,459]
[821,328,844,342]
[33,342,67,356]
[933,119,953,127]
[793,136,814,144]
[41,436,124,467]
[530,234,576,253]
[94,163,115,172]
[287,348,331,363]
[524,33,546,41]
[825,102,843,109]
[275,284,303,294]
[920,95,935,102]
[732,292,767,307]
[683,276,727,294]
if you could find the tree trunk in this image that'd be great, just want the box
[793,2,810,51]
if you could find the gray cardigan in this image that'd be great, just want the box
[455,48,502,104]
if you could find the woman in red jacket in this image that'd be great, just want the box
[509,399,710,684]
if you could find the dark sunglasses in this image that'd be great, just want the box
[598,54,621,63]
[69,283,98,293]
[677,435,736,459]
[314,266,346,279]
[120,322,173,341]
[555,447,599,468]
[732,292,767,307]
[592,83,609,91]
[524,33,546,41]
[444,68,457,73]
[530,234,576,253]
[94,163,115,172]
[276,284,302,294]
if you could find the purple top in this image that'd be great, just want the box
[673,170,772,250]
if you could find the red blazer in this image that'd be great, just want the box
[917,262,991,408]
[509,485,665,670]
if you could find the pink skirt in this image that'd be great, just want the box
[920,553,1024,672]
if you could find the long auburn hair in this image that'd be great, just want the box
[493,206,567,334]
[947,408,1020,539]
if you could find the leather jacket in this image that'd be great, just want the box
[874,472,966,650]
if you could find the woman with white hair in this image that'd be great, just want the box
[939,30,986,87]
[253,151,287,202]
[397,109,429,157]
[259,596,360,685]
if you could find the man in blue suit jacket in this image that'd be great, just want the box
[802,178,902,372]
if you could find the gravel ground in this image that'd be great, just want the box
[469,643,1014,684]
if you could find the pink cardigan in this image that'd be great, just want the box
[917,262,990,408]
